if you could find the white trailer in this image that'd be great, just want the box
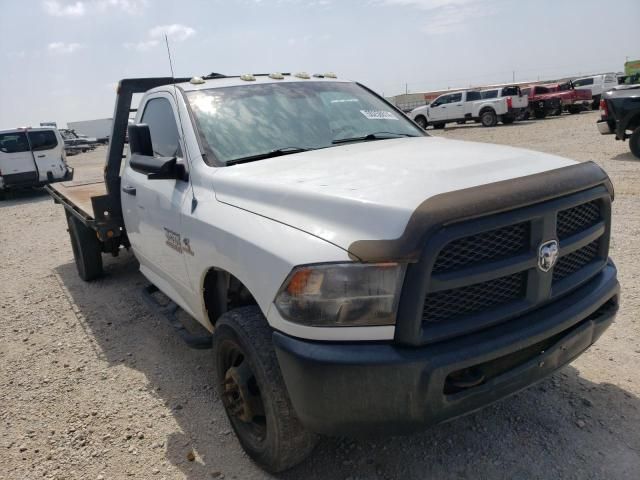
[67,118,112,141]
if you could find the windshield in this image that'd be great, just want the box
[186,81,422,164]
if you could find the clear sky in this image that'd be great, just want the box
[1,0,639,128]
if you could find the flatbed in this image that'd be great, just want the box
[46,179,107,220]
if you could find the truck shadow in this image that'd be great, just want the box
[54,255,640,480]
[0,188,50,208]
[610,151,639,162]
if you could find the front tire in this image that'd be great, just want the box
[414,115,427,130]
[432,122,446,130]
[213,307,318,472]
[480,109,498,127]
[66,211,103,281]
[630,126,640,160]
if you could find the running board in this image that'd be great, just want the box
[142,284,212,349]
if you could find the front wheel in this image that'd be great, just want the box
[432,122,446,130]
[414,115,427,130]
[213,307,318,472]
[480,110,498,127]
[630,126,640,160]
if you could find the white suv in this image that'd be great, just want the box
[0,127,72,197]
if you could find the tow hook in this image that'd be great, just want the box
[446,367,486,390]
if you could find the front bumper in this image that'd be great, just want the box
[274,263,619,436]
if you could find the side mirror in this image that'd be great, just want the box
[128,124,187,181]
[128,124,153,156]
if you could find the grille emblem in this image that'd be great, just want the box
[538,240,559,272]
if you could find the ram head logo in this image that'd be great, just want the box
[538,240,559,272]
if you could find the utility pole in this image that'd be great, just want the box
[405,83,408,95]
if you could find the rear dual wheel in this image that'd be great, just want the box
[630,127,640,160]
[66,211,103,281]
[213,307,318,472]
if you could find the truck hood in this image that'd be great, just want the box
[212,137,576,257]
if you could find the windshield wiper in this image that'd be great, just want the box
[226,147,310,165]
[332,132,418,144]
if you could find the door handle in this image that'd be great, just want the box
[122,185,137,195]
[37,154,45,158]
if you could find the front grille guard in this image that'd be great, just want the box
[394,185,612,346]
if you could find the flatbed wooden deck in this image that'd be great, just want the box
[48,179,107,219]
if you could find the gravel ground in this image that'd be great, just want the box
[1,111,639,480]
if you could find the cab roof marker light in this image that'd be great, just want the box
[269,72,285,80]
[190,76,206,85]
[294,72,310,79]
[240,74,256,81]
[324,72,337,78]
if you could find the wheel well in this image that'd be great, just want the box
[203,268,258,326]
[479,107,495,115]
[415,114,426,121]
[627,113,640,131]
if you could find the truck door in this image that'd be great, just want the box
[0,131,38,187]
[428,94,450,121]
[120,93,193,301]
[447,92,465,119]
[27,129,65,182]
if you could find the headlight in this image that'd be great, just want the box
[274,263,406,327]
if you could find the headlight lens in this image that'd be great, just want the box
[274,263,406,327]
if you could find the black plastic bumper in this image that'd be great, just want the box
[273,263,619,436]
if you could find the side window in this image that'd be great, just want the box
[481,90,498,99]
[140,97,182,158]
[464,91,480,101]
[450,93,462,103]
[432,95,448,106]
[0,132,30,153]
[28,130,58,151]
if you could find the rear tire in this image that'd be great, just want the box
[534,110,547,119]
[414,115,427,130]
[568,106,581,114]
[592,95,601,110]
[213,307,318,472]
[66,211,103,281]
[480,109,498,127]
[630,127,640,160]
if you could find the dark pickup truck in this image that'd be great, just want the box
[522,85,562,119]
[597,85,640,159]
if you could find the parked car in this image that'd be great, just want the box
[597,85,640,158]
[409,89,519,128]
[521,85,562,119]
[0,127,72,197]
[59,128,95,154]
[480,85,528,120]
[543,81,592,114]
[47,73,619,472]
[573,73,619,110]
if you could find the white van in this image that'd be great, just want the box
[573,73,619,108]
[0,127,72,196]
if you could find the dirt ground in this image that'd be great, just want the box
[1,111,639,480]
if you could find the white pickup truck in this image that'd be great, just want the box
[409,88,525,129]
[47,74,619,472]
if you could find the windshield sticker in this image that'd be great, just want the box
[360,110,398,120]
